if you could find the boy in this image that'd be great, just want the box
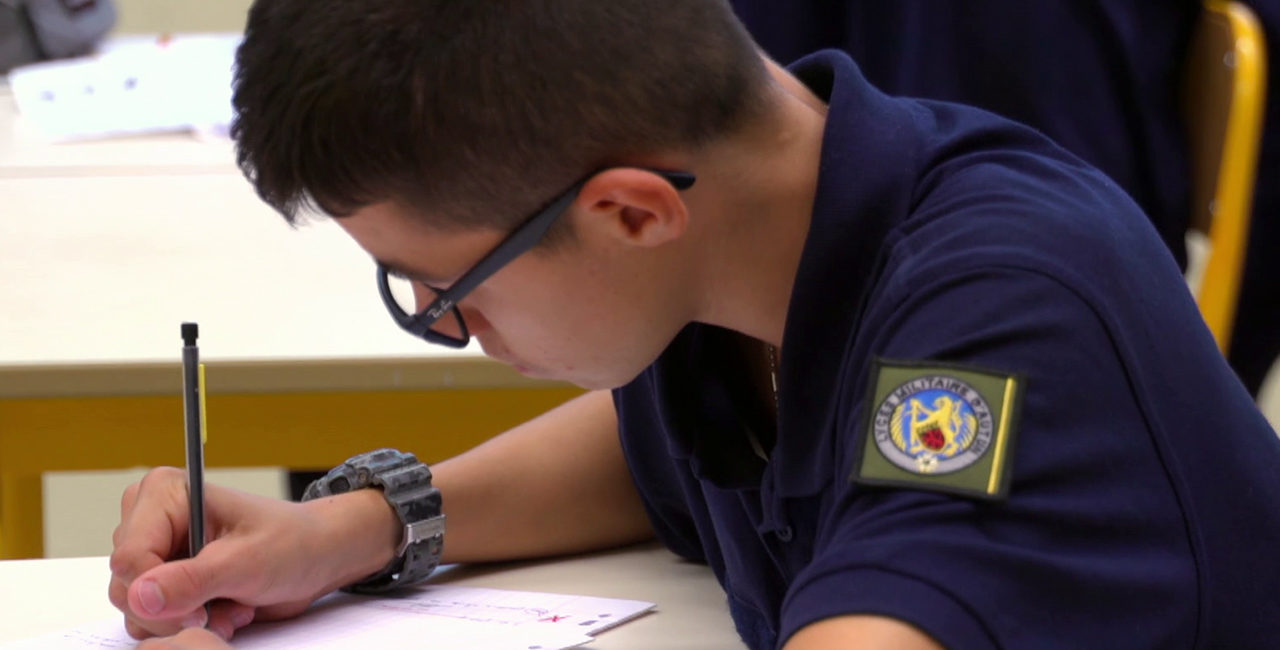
[111,1,1280,648]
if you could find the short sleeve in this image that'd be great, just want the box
[778,266,1198,649]
[612,381,709,565]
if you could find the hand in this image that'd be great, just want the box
[109,467,399,641]
[137,627,233,650]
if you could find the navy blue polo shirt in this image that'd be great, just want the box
[729,0,1280,406]
[728,0,1198,268]
[612,51,1280,649]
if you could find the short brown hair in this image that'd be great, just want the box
[232,0,770,231]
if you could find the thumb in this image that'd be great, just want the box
[128,540,255,620]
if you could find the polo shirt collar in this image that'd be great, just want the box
[771,50,921,498]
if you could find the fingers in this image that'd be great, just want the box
[110,571,184,639]
[111,467,190,584]
[121,610,207,642]
[127,537,264,622]
[111,471,334,641]
[116,590,254,642]
[110,467,198,639]
[207,600,256,641]
[130,600,256,643]
[120,481,140,522]
[137,626,234,650]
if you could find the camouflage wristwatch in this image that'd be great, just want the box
[302,448,445,593]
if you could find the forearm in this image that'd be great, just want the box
[784,616,943,650]
[432,389,654,563]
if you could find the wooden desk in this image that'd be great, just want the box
[0,542,743,648]
[0,92,581,559]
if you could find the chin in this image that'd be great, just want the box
[514,364,554,380]
[516,365,620,391]
[572,366,654,392]
[572,376,621,391]
[503,352,654,391]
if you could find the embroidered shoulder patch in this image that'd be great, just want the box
[852,358,1024,500]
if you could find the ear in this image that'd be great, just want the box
[571,168,690,248]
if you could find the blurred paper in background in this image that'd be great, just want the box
[6,33,238,141]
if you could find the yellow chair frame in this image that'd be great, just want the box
[1185,0,1269,353]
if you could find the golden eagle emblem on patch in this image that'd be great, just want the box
[874,375,994,475]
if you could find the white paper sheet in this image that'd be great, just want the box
[0,585,654,649]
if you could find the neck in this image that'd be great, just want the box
[684,57,828,350]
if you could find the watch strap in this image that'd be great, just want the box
[302,448,445,593]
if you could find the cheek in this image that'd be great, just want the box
[468,285,562,347]
[481,265,579,330]
[478,260,644,362]
[488,291,597,357]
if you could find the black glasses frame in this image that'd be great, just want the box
[377,168,696,348]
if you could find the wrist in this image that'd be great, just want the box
[303,488,401,588]
[301,449,446,592]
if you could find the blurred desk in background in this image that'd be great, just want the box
[0,83,237,177]
[0,88,581,559]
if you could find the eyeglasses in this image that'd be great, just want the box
[377,168,697,348]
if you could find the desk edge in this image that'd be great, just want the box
[0,357,567,397]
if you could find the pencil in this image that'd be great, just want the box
[180,322,206,559]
